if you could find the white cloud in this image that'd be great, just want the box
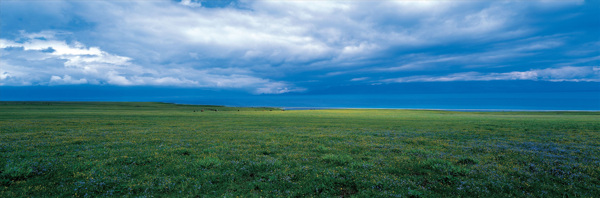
[1,0,595,93]
[362,34,572,73]
[0,31,301,93]
[72,0,532,70]
[180,0,201,8]
[350,77,369,82]
[1,37,103,56]
[0,62,43,86]
[384,66,600,83]
[254,82,305,94]
[48,0,587,82]
[49,75,88,85]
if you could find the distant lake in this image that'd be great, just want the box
[167,92,600,111]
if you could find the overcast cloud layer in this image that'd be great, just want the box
[1,0,598,94]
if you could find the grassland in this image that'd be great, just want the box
[1,102,599,197]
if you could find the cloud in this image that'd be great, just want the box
[383,66,600,83]
[345,34,574,75]
[180,0,202,8]
[350,77,369,82]
[1,0,597,93]
[70,1,534,69]
[0,31,300,93]
[0,62,35,86]
[50,75,88,85]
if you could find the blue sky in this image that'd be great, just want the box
[0,0,599,101]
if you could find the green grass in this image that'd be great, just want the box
[1,102,599,197]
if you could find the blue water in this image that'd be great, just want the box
[2,85,598,110]
[165,92,600,111]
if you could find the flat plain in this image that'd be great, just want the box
[1,102,599,197]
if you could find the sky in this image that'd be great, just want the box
[0,0,599,109]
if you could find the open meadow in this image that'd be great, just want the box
[1,102,599,197]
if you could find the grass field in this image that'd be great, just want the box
[1,102,599,197]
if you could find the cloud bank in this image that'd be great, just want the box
[383,66,600,83]
[0,32,297,93]
[0,0,598,93]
